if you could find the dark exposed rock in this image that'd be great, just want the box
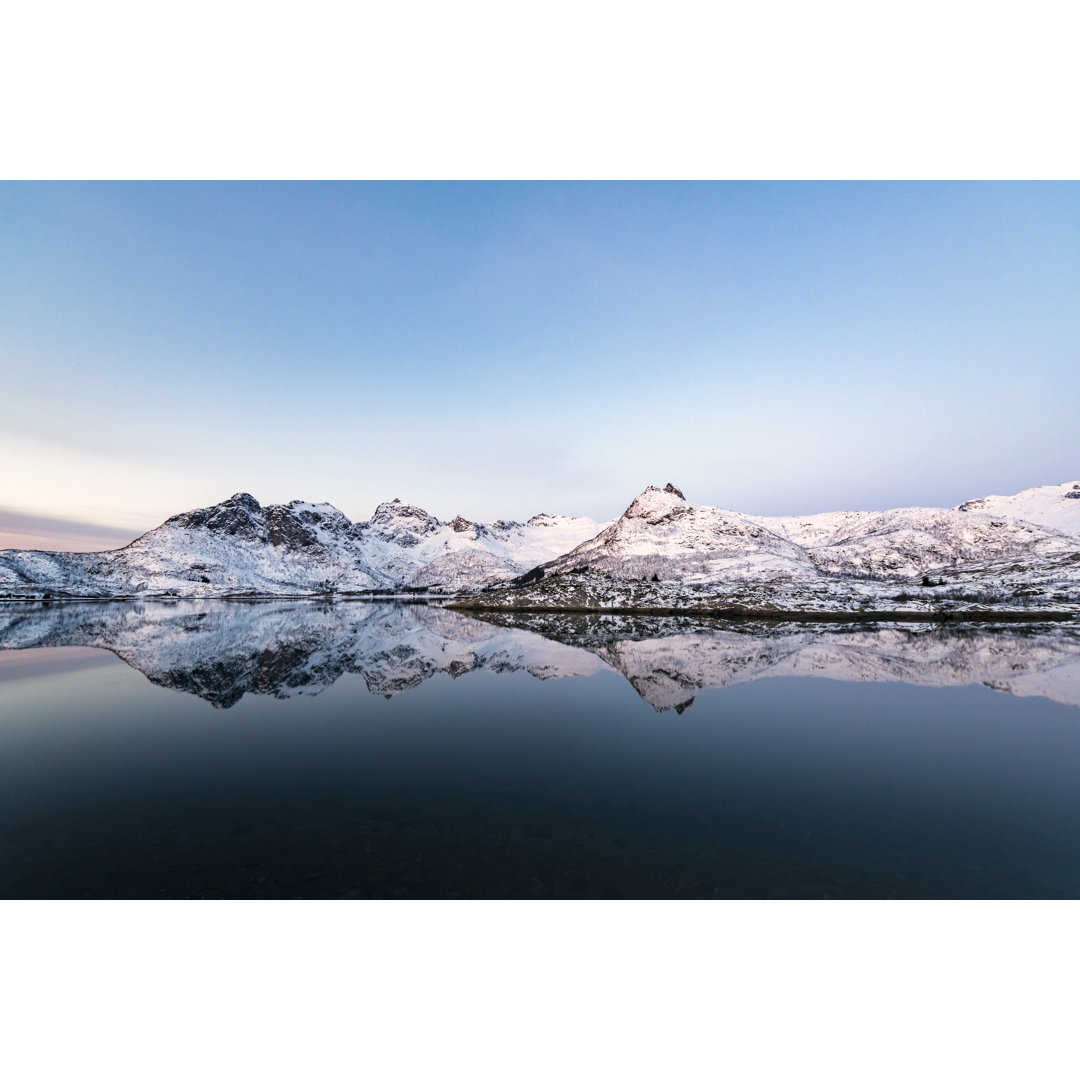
[266,505,319,549]
[513,566,546,587]
[165,493,266,541]
[448,515,479,536]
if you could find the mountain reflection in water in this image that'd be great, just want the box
[2,600,1079,712]
[5,600,1080,899]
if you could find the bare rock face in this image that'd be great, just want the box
[266,505,319,549]
[165,492,266,541]
[164,494,321,553]
[448,515,480,537]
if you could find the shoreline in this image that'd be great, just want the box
[446,603,1078,623]
[0,595,1075,623]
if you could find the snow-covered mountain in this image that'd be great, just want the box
[956,481,1080,537]
[752,504,1077,577]
[2,480,1079,609]
[536,484,817,585]
[353,499,608,588]
[459,481,1080,616]
[520,482,1080,584]
[0,494,388,599]
[0,493,609,599]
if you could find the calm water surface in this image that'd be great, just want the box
[2,600,1079,899]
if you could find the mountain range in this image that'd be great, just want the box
[2,480,1079,613]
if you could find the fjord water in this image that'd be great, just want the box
[2,601,1080,899]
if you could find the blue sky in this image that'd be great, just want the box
[1,181,1077,548]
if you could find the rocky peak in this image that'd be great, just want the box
[283,502,354,542]
[623,484,691,525]
[448,515,480,536]
[370,498,440,533]
[163,492,266,540]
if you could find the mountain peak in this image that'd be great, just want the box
[370,498,440,533]
[447,515,479,535]
[163,492,265,537]
[623,484,690,524]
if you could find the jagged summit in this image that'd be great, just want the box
[162,492,267,542]
[623,484,691,524]
[157,492,346,552]
[447,515,479,536]
[368,498,440,533]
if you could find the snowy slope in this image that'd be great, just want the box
[755,480,1080,570]
[956,481,1080,537]
[353,499,609,587]
[755,505,1077,576]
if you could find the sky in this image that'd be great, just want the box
[1,181,1077,549]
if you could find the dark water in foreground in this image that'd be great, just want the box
[2,600,1080,899]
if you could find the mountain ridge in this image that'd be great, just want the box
[2,480,1079,609]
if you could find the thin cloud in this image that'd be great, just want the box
[0,507,141,552]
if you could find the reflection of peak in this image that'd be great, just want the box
[3,603,1080,713]
[462,610,1080,712]
[0,602,605,708]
